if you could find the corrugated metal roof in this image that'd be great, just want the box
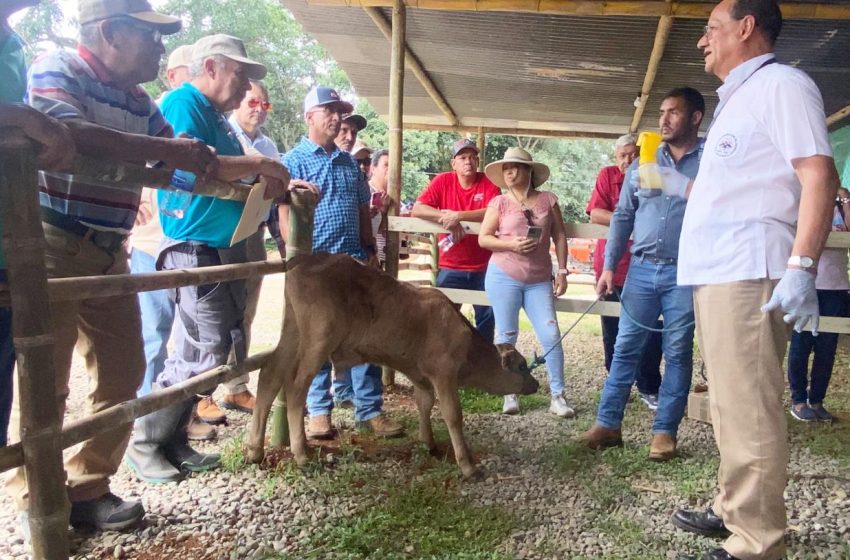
[282,0,850,136]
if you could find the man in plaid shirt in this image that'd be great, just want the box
[277,86,403,440]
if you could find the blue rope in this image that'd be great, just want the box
[527,295,602,371]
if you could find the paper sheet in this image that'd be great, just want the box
[229,181,272,246]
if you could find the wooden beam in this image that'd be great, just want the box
[630,13,673,133]
[309,0,850,20]
[477,126,486,171]
[827,103,850,127]
[404,122,621,139]
[364,6,459,126]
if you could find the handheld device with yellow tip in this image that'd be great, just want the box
[637,131,663,190]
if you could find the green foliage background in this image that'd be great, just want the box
[14,0,617,220]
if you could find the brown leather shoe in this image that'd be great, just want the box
[582,424,623,450]
[196,396,227,425]
[187,409,218,441]
[306,414,334,439]
[357,414,404,438]
[221,390,256,414]
[649,432,677,461]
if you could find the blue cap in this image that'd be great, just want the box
[452,138,479,158]
[303,86,354,115]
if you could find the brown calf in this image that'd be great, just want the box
[245,252,539,479]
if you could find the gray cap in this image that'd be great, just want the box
[192,34,267,80]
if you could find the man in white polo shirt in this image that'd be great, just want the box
[670,1,840,559]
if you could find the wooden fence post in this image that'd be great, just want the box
[0,146,70,558]
[270,189,317,448]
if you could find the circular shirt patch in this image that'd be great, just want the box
[715,134,738,157]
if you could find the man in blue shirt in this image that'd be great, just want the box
[125,34,292,485]
[583,87,705,461]
[278,86,403,440]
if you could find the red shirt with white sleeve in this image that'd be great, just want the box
[586,166,631,286]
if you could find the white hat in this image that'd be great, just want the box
[166,44,193,70]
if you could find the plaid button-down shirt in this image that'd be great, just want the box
[281,136,370,260]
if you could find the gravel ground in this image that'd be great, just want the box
[1,275,849,559]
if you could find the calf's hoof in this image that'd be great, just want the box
[462,466,486,482]
[243,444,265,464]
[294,454,310,468]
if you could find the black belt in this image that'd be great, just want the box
[637,253,677,265]
[40,207,127,254]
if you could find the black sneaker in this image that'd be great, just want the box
[809,403,835,422]
[790,402,818,422]
[69,492,144,531]
[671,507,730,539]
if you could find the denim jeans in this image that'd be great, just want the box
[307,362,383,422]
[787,289,849,405]
[597,257,694,435]
[0,270,13,447]
[436,268,494,343]
[485,264,564,396]
[600,290,663,395]
[130,249,175,397]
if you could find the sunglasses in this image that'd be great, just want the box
[247,98,273,112]
[110,17,162,43]
[523,208,535,227]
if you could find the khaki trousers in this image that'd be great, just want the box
[693,280,789,560]
[6,223,144,507]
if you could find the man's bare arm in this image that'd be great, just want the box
[792,154,840,261]
[589,208,612,226]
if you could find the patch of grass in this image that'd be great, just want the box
[304,481,516,559]
[219,435,247,473]
[458,387,550,414]
[789,421,850,471]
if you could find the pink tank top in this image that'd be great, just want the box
[489,191,558,284]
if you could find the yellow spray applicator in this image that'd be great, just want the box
[637,131,663,189]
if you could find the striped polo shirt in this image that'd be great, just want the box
[27,46,171,233]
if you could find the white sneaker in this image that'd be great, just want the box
[502,394,520,415]
[550,394,576,418]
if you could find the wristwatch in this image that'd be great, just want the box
[787,255,816,270]
[556,268,570,276]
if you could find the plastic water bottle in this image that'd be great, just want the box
[160,169,196,219]
[438,234,454,253]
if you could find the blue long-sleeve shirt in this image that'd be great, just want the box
[603,140,704,271]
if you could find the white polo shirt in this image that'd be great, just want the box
[678,54,833,286]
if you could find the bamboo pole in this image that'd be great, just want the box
[380,0,407,387]
[827,103,850,126]
[0,148,69,558]
[0,351,273,473]
[309,0,850,20]
[629,12,673,133]
[270,189,318,447]
[400,122,621,139]
[364,6,458,127]
[477,127,486,171]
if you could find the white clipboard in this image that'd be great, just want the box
[229,180,272,246]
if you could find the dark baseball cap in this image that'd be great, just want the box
[452,138,479,158]
[343,114,367,131]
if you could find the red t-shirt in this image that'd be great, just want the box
[585,166,631,286]
[417,171,501,272]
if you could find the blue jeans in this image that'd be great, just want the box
[600,290,663,395]
[307,362,383,422]
[130,249,176,397]
[0,270,13,447]
[436,268,495,343]
[485,264,564,396]
[597,257,695,435]
[787,289,849,405]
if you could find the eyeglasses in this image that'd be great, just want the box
[247,98,273,112]
[110,17,162,43]
[357,158,371,166]
[523,208,535,227]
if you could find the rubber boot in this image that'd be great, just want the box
[162,397,221,474]
[124,399,188,484]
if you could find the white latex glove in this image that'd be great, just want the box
[761,268,819,334]
[657,167,691,198]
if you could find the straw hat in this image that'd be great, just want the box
[484,147,550,189]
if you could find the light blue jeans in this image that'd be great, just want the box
[307,362,383,423]
[596,257,694,435]
[130,248,175,397]
[484,263,564,396]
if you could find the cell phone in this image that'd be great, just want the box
[370,191,383,207]
[526,226,543,240]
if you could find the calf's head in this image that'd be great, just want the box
[464,343,539,396]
